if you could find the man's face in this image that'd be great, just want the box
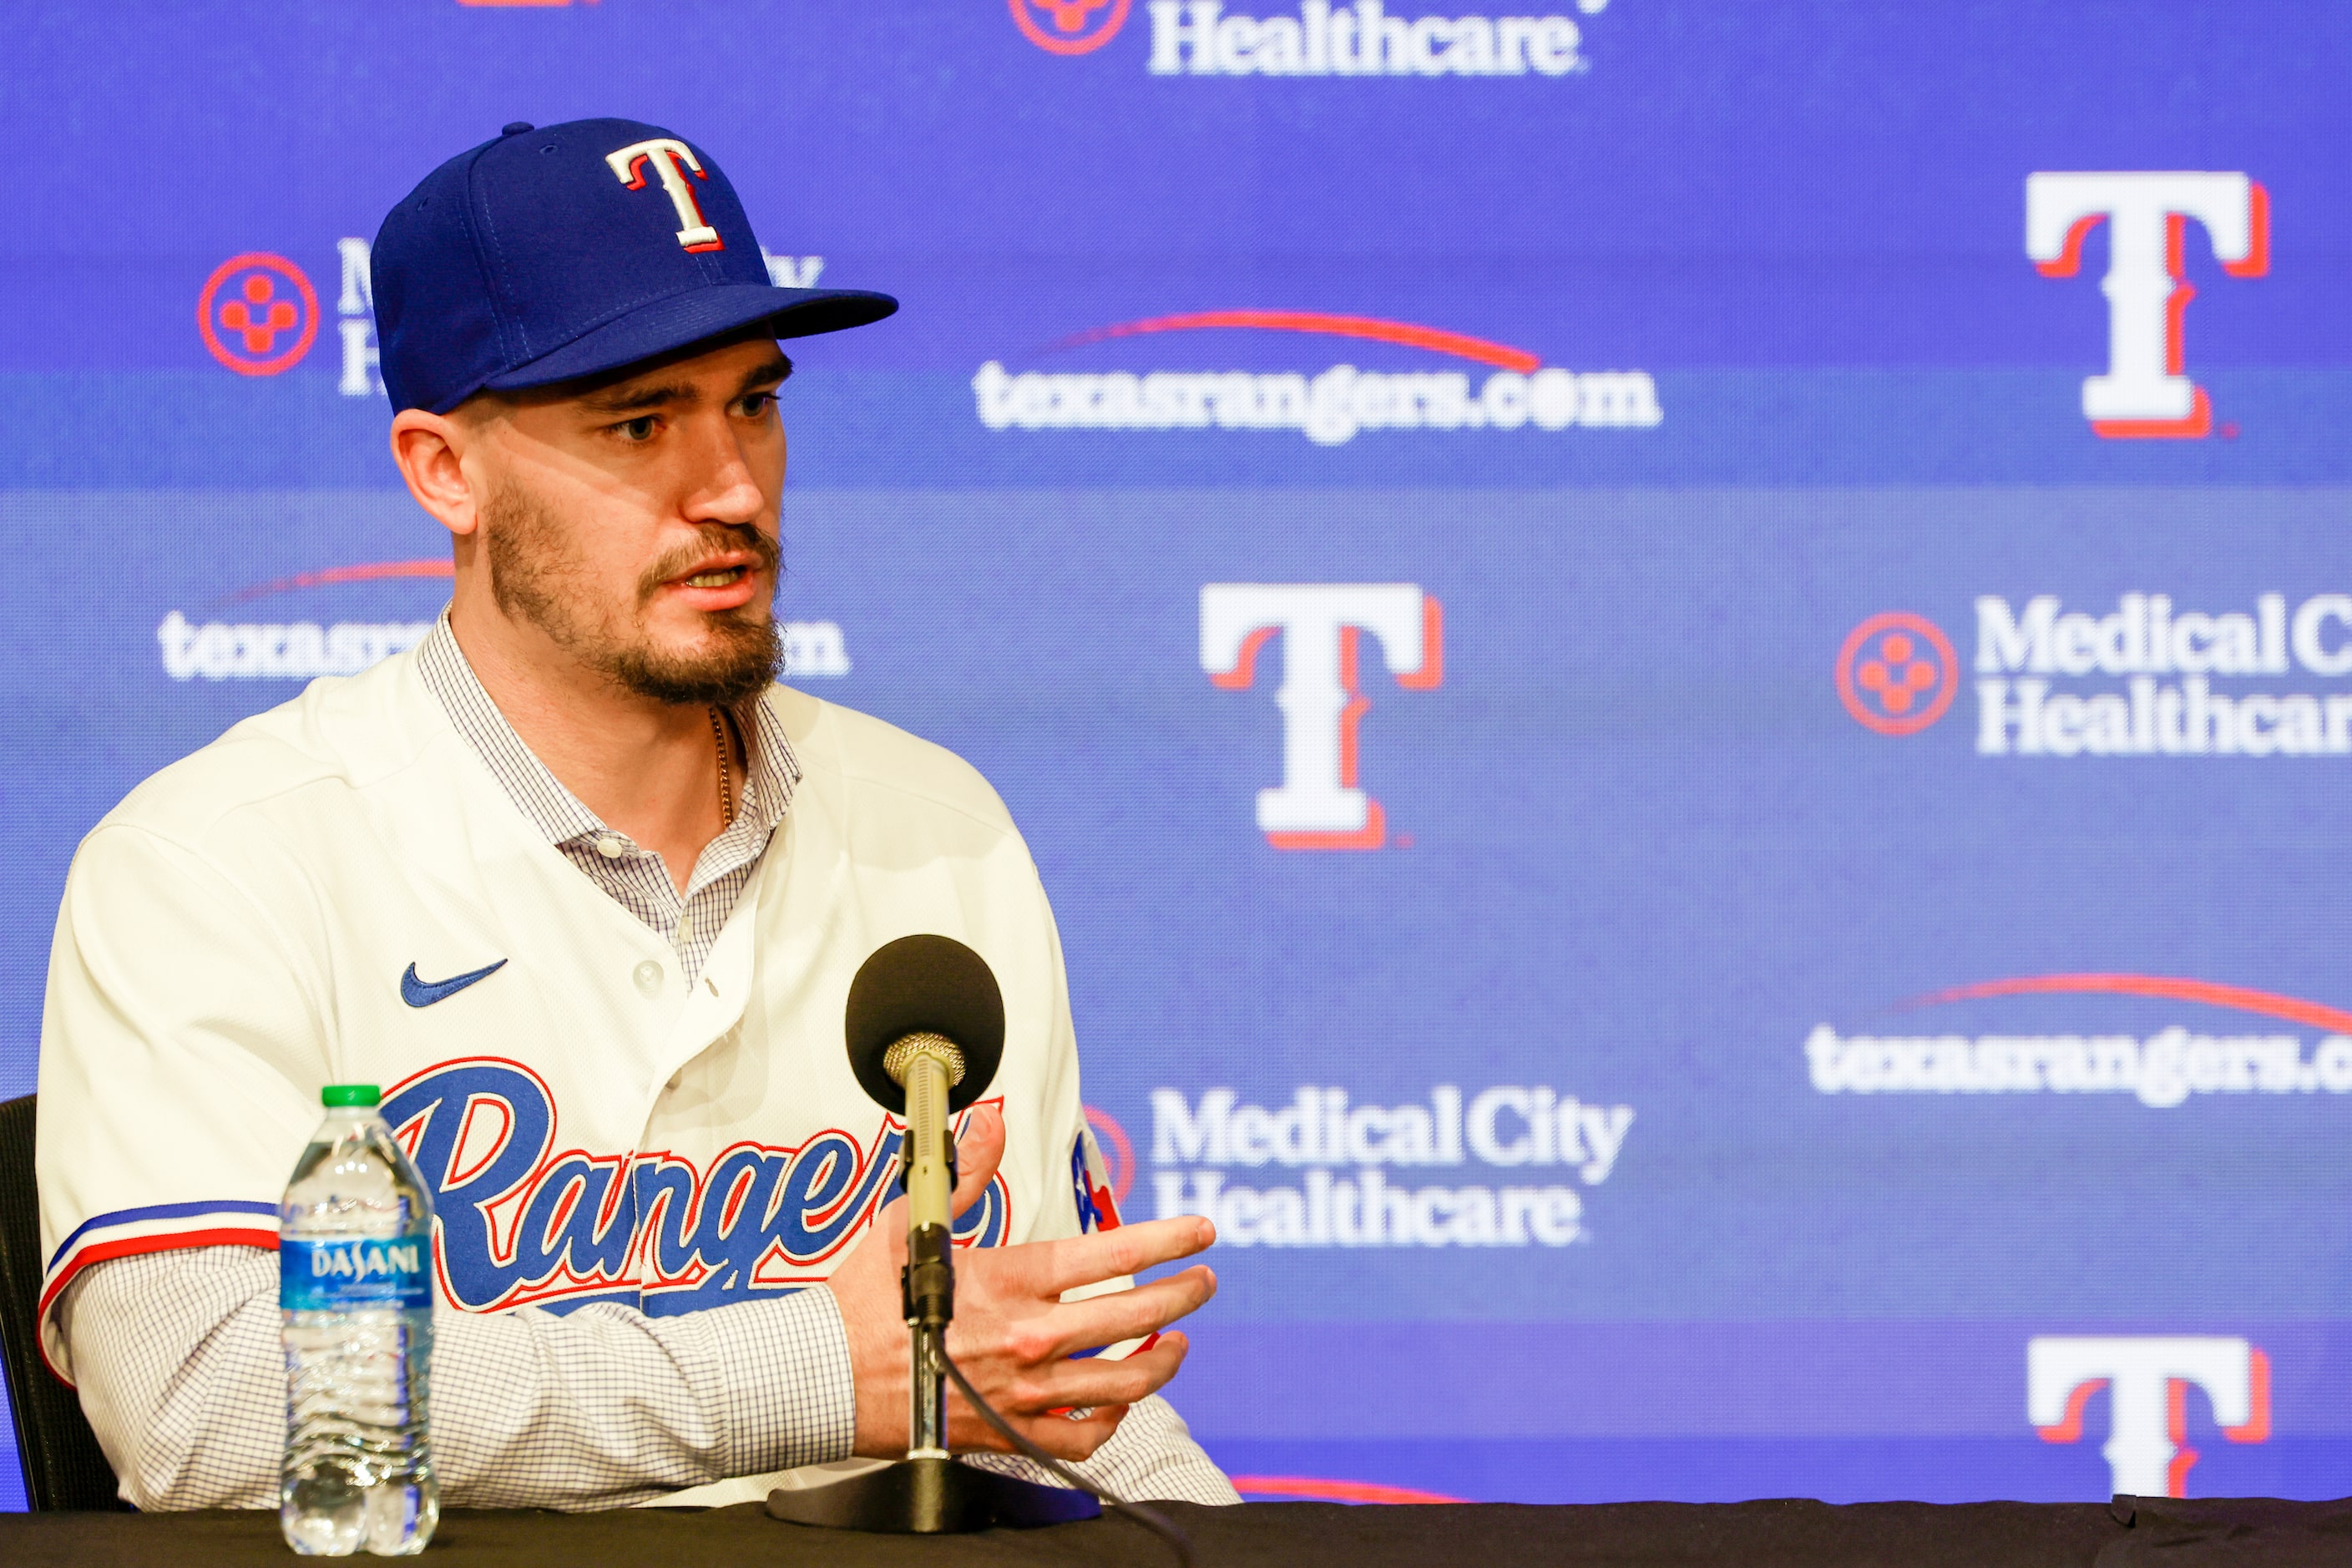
[463,336,792,707]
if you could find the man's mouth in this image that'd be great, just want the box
[640,534,777,610]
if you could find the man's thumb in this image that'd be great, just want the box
[950,1104,1005,1219]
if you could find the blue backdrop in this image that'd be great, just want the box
[6,0,2352,1511]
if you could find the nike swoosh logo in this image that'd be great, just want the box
[400,959,508,1009]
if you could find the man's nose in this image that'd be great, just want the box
[678,414,771,527]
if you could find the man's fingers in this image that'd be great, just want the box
[861,1106,999,1254]
[986,1404,1129,1463]
[861,1191,908,1263]
[949,1105,1004,1222]
[1042,1215,1216,1296]
[1041,1267,1216,1360]
[997,1334,1191,1418]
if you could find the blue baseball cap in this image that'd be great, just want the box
[371,118,897,414]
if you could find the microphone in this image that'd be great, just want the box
[842,933,1005,1119]
[769,935,1181,1552]
[842,936,1004,1456]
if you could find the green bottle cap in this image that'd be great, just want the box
[321,1084,382,1108]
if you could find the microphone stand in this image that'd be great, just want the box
[766,1034,1100,1533]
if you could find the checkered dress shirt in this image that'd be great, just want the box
[59,619,1237,1511]
[415,614,799,986]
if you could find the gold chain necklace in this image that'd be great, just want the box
[709,706,735,828]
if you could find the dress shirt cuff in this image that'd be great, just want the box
[707,1284,858,1479]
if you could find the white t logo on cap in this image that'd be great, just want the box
[604,138,724,254]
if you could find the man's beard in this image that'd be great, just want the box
[482,483,781,708]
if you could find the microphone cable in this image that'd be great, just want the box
[934,1332,1200,1568]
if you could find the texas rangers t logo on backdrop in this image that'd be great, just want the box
[606,138,725,253]
[1201,583,1442,850]
[2028,1335,2269,1497]
[2026,172,2269,438]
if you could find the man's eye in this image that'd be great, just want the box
[617,416,657,442]
[740,392,779,417]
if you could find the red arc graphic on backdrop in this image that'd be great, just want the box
[221,560,453,605]
[1048,311,1542,372]
[1901,974,2352,1035]
[1231,1476,1465,1504]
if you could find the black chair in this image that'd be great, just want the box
[0,1094,126,1510]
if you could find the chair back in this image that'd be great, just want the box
[0,1094,126,1510]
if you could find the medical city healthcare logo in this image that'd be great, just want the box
[2027,171,2269,439]
[1202,584,1441,849]
[976,311,1660,445]
[1010,0,1132,53]
[197,240,375,389]
[220,236,826,400]
[197,253,319,377]
[1018,0,1617,76]
[1839,592,2352,757]
[1836,613,1959,736]
[1149,1082,1634,1247]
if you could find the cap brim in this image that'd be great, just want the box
[469,283,898,407]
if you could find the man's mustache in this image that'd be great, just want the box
[635,526,781,604]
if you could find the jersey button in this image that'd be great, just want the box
[633,959,663,996]
[595,834,627,859]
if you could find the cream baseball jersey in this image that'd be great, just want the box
[36,646,1131,1379]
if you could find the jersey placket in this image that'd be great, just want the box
[418,613,802,989]
[564,801,768,986]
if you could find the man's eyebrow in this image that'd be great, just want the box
[575,355,792,415]
[578,381,691,415]
[739,354,794,393]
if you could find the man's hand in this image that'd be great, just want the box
[823,1105,1219,1461]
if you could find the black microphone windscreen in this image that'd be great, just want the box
[842,934,1006,1115]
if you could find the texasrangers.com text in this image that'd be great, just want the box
[973,361,1661,445]
[1806,1024,2352,1110]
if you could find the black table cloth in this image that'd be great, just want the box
[6,1495,2349,1567]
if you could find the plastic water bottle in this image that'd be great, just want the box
[279,1084,440,1555]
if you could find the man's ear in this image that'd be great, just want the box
[389,408,483,539]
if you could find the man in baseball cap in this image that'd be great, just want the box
[370,118,898,415]
[39,119,1236,1512]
